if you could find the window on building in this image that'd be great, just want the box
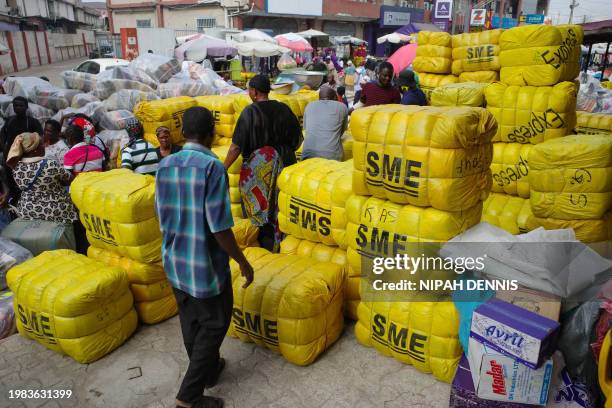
[136,19,151,28]
[196,17,216,32]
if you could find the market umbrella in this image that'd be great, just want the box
[174,34,237,62]
[333,35,367,46]
[297,29,329,39]
[395,23,442,35]
[274,33,313,52]
[387,43,418,75]
[235,41,290,57]
[233,29,276,44]
[377,32,411,44]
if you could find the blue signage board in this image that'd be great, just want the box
[492,16,518,29]
[525,14,545,24]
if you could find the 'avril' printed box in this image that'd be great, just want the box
[470,298,560,369]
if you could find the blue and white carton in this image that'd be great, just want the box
[470,298,560,369]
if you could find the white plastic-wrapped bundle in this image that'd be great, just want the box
[129,54,181,83]
[99,110,136,131]
[52,101,107,127]
[4,103,54,125]
[97,130,129,169]
[0,94,14,114]
[32,88,79,111]
[97,66,158,89]
[71,93,99,108]
[61,71,97,93]
[95,79,156,100]
[4,77,54,99]
[102,89,159,112]
[158,80,212,98]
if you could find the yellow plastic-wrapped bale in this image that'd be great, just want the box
[345,195,483,274]
[576,111,612,135]
[485,81,577,144]
[529,135,612,220]
[142,119,183,145]
[227,247,345,366]
[350,105,496,211]
[355,301,462,383]
[530,212,612,243]
[232,218,258,249]
[430,82,487,107]
[211,145,242,206]
[70,169,161,263]
[195,95,238,140]
[458,71,499,83]
[280,236,359,320]
[296,133,353,162]
[7,250,137,363]
[452,29,502,75]
[87,247,177,325]
[277,159,353,248]
[490,143,532,198]
[499,25,583,86]
[413,31,452,74]
[270,91,318,126]
[482,193,538,234]
[415,73,459,103]
[134,96,196,145]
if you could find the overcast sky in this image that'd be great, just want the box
[547,0,612,24]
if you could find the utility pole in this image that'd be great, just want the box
[569,0,579,24]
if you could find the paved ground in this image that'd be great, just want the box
[7,57,87,88]
[0,318,451,408]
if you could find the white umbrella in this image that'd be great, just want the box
[235,41,290,57]
[334,35,367,46]
[377,32,411,44]
[297,29,329,39]
[233,29,276,44]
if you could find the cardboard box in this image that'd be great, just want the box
[450,354,538,407]
[468,337,553,406]
[495,286,561,322]
[471,298,560,369]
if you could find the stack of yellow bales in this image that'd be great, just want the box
[276,159,358,318]
[195,95,239,145]
[576,111,612,135]
[529,135,612,245]
[482,24,583,235]
[413,31,457,102]
[451,29,502,83]
[226,246,345,366]
[499,24,583,86]
[349,105,496,382]
[70,169,177,324]
[134,96,196,145]
[211,145,243,219]
[7,250,138,363]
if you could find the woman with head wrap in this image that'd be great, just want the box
[6,132,77,226]
[155,126,181,159]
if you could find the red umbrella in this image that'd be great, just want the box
[274,33,313,53]
[388,43,418,76]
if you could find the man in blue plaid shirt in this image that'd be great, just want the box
[156,106,253,408]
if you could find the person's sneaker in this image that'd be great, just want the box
[205,358,226,388]
[193,396,224,408]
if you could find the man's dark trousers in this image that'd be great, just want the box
[173,282,233,403]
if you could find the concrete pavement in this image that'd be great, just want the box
[6,57,87,88]
[0,318,451,408]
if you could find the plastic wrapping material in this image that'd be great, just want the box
[0,94,14,112]
[279,236,359,319]
[134,96,195,122]
[232,218,259,249]
[128,54,181,83]
[4,76,55,99]
[87,247,177,324]
[277,53,297,70]
[1,218,75,255]
[490,143,532,198]
[355,301,462,383]
[7,250,137,363]
[0,291,16,339]
[576,111,612,135]
[32,88,79,111]
[413,31,453,74]
[345,195,483,274]
[0,238,32,290]
[102,89,159,112]
[97,65,157,89]
[277,158,353,248]
[350,105,495,211]
[62,71,97,93]
[195,95,238,140]
[576,72,612,114]
[71,93,99,108]
[211,145,242,204]
[452,29,502,75]
[458,71,499,83]
[70,169,161,263]
[529,135,612,220]
[485,81,577,144]
[5,103,54,125]
[499,25,584,86]
[95,79,156,101]
[97,129,129,168]
[416,73,459,102]
[158,81,212,98]
[231,203,244,219]
[227,247,345,366]
[270,91,319,125]
[99,110,136,131]
[430,82,487,107]
[530,212,612,243]
[482,193,537,235]
[52,101,106,128]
